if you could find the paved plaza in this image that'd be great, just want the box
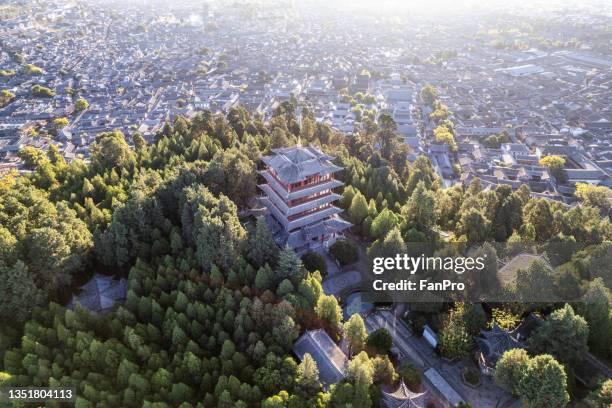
[322,270,361,296]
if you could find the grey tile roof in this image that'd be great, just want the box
[293,329,347,386]
[261,145,342,184]
[302,217,352,239]
[424,368,464,407]
[382,380,427,408]
[475,324,525,366]
[69,274,127,314]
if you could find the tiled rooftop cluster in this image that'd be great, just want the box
[1,1,610,201]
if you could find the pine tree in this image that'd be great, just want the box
[272,315,299,351]
[372,355,397,385]
[529,304,589,367]
[340,185,356,209]
[315,294,343,331]
[276,246,303,281]
[457,207,489,243]
[255,264,274,291]
[0,261,43,322]
[493,348,529,395]
[403,181,437,232]
[368,227,406,262]
[578,278,612,359]
[346,351,374,386]
[296,353,320,393]
[247,217,278,267]
[276,279,294,297]
[348,192,369,225]
[518,355,569,408]
[370,208,399,240]
[344,314,367,356]
[439,305,472,360]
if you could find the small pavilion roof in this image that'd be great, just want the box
[69,274,127,314]
[475,324,525,365]
[382,380,428,408]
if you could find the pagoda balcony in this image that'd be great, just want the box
[287,179,344,200]
[258,184,341,216]
[287,206,344,231]
[260,197,344,231]
[259,170,344,201]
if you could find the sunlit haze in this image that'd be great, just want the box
[0,0,611,407]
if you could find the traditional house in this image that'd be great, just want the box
[293,329,348,386]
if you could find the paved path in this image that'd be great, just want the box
[319,249,340,277]
[322,270,361,296]
[367,309,518,408]
[365,310,426,368]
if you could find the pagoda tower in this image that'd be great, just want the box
[258,145,351,254]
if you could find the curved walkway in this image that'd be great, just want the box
[322,270,361,297]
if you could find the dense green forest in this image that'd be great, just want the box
[1,100,611,407]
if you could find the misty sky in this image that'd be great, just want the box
[105,0,612,17]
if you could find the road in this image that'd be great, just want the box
[365,309,520,408]
[365,309,426,369]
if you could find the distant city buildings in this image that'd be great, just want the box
[0,0,611,199]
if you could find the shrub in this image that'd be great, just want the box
[399,363,421,391]
[24,64,43,75]
[0,69,16,78]
[301,252,327,275]
[366,328,393,355]
[0,371,12,387]
[406,312,427,335]
[330,239,359,265]
[75,98,89,112]
[32,85,55,97]
[0,90,15,108]
[463,368,480,386]
[490,308,520,330]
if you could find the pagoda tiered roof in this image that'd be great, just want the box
[258,145,351,253]
[261,145,343,184]
[260,196,345,231]
[285,216,352,247]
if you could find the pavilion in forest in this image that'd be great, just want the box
[68,274,127,314]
